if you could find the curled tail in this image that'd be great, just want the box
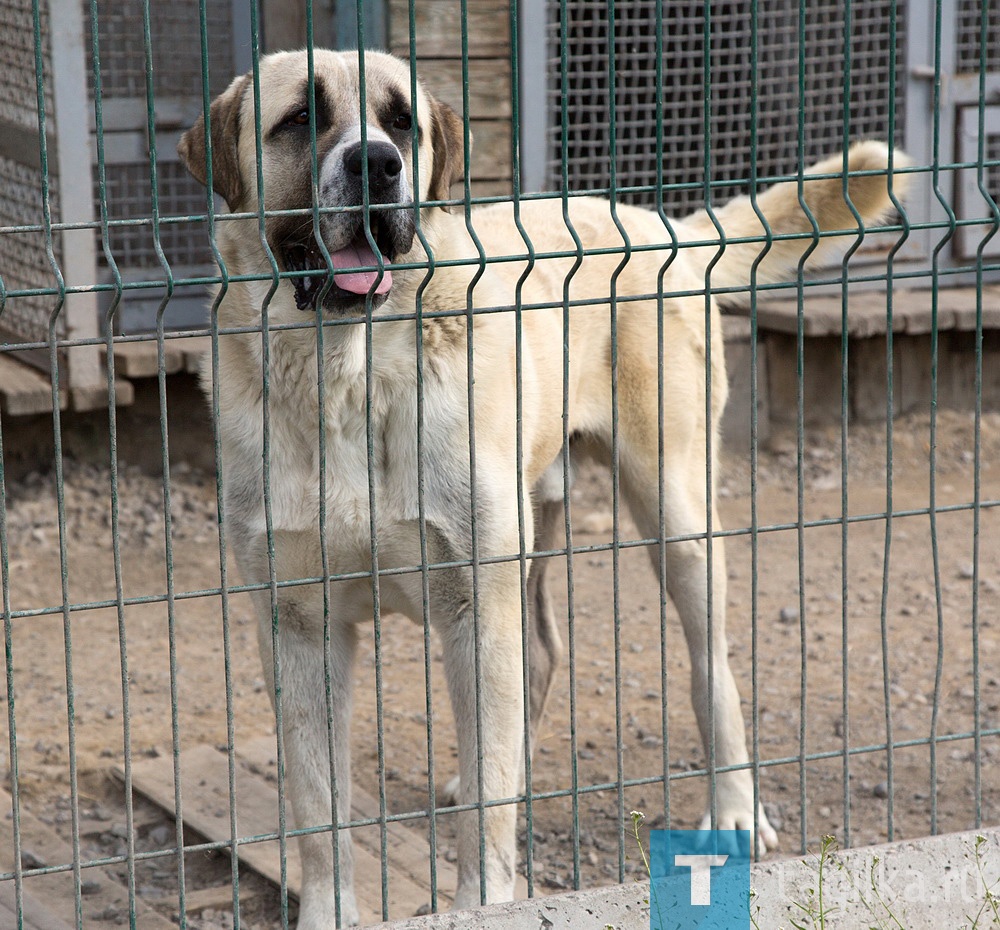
[681,141,913,292]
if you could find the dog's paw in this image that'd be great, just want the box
[296,891,359,929]
[438,774,461,807]
[699,802,779,855]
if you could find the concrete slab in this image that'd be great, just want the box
[362,827,1000,930]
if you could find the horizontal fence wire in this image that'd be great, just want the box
[1,0,999,928]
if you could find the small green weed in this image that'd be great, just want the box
[625,812,1000,930]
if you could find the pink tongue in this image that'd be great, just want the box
[331,239,392,295]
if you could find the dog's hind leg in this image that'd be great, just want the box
[615,318,777,854]
[621,449,777,852]
[525,492,566,753]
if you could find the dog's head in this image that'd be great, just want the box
[178,49,464,314]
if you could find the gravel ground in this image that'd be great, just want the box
[1,409,998,926]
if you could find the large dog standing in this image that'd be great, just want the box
[179,49,910,928]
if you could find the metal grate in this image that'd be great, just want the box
[86,0,234,101]
[0,154,64,343]
[0,0,53,132]
[95,161,218,270]
[546,0,907,212]
[956,0,1000,74]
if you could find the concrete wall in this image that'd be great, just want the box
[365,827,1000,930]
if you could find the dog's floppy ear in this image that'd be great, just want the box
[177,74,250,209]
[428,98,466,208]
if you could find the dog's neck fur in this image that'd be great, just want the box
[209,208,479,405]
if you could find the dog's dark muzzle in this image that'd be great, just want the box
[282,139,416,313]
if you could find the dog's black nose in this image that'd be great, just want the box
[343,141,402,199]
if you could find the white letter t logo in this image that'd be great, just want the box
[673,854,729,905]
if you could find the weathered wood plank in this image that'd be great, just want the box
[177,335,210,374]
[0,354,66,416]
[237,737,529,903]
[462,119,514,184]
[70,377,135,412]
[183,882,258,914]
[413,59,513,120]
[237,736,458,905]
[0,787,177,930]
[124,743,443,925]
[107,340,185,379]
[0,882,76,930]
[388,0,511,58]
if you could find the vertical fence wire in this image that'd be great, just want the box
[0,337,19,926]
[302,8,349,925]
[505,0,539,899]
[88,0,143,916]
[403,0,443,910]
[698,0,722,835]
[837,0,859,853]
[353,21,394,920]
[33,0,84,923]
[245,4,290,922]
[651,0,678,845]
[603,0,631,880]
[873,0,899,823]
[196,4,241,926]
[793,0,821,856]
[196,0,244,921]
[143,6,186,916]
[970,0,999,832]
[877,0,913,845]
[0,215,11,925]
[557,0,585,892]
[455,0,491,903]
[927,0,955,838]
[744,0,773,863]
[836,9,852,846]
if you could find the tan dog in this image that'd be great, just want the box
[179,48,910,928]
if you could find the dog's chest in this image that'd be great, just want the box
[320,383,420,532]
[264,361,467,563]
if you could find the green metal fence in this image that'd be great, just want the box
[1,0,998,928]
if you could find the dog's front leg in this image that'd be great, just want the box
[439,584,524,910]
[256,593,360,929]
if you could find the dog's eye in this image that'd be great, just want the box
[393,111,412,132]
[284,108,310,127]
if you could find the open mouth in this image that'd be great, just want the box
[283,215,399,312]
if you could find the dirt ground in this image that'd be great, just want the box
[1,408,998,927]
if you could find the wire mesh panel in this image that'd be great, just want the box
[956,0,1000,73]
[0,156,62,346]
[86,0,234,100]
[87,0,237,276]
[0,0,63,347]
[85,0,243,331]
[545,0,907,211]
[1,1,999,929]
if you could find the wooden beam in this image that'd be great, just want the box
[388,0,511,58]
[0,787,177,930]
[0,883,75,930]
[0,354,66,416]
[122,741,455,924]
[411,59,513,120]
[106,341,185,379]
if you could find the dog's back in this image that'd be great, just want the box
[470,140,911,308]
